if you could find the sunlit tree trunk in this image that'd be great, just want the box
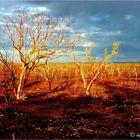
[16,64,26,99]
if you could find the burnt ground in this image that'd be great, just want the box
[0,93,140,139]
[0,78,140,139]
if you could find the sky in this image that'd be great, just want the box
[0,0,140,62]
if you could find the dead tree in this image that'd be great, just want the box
[0,10,77,100]
[73,41,120,96]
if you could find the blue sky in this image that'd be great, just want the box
[0,0,140,62]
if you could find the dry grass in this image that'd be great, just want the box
[0,63,140,99]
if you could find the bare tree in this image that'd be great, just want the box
[0,10,77,100]
[103,41,120,69]
[73,41,120,96]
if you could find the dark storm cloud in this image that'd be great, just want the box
[23,0,52,5]
[0,0,140,62]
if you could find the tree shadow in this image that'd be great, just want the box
[24,80,42,88]
[99,81,140,105]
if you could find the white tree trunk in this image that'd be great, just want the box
[16,65,26,99]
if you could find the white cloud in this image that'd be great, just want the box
[79,41,96,48]
[125,15,134,20]
[1,8,4,11]
[0,10,13,16]
[79,33,86,38]
[35,7,50,12]
[25,6,50,14]
[93,30,121,36]
[3,12,13,16]
[0,21,4,25]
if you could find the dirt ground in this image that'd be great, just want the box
[0,77,140,139]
